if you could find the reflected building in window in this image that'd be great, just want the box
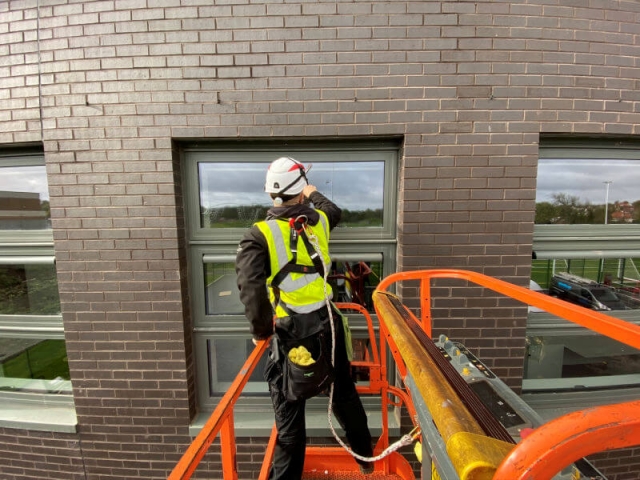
[0,190,49,230]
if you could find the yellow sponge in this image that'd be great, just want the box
[288,346,316,366]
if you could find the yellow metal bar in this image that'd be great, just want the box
[373,290,513,480]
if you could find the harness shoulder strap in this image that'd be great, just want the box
[271,218,325,289]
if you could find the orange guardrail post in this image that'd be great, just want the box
[220,411,237,480]
[168,338,270,480]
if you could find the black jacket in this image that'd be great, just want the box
[235,191,341,340]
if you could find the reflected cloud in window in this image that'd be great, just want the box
[536,159,640,225]
[198,161,385,229]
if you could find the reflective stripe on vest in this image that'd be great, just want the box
[256,212,332,316]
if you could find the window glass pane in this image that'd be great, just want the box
[207,337,268,395]
[204,262,244,315]
[199,162,271,229]
[525,332,640,387]
[536,159,640,225]
[0,165,51,230]
[312,162,384,228]
[528,255,640,388]
[0,263,61,315]
[0,338,71,394]
[198,161,385,229]
[531,257,640,311]
[329,260,382,312]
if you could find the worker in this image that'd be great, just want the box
[235,156,374,479]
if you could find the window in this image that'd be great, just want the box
[536,138,640,226]
[182,141,399,409]
[528,137,640,392]
[0,160,51,230]
[0,150,69,398]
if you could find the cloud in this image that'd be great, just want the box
[200,162,385,211]
[0,166,49,201]
[308,163,384,211]
[536,159,640,205]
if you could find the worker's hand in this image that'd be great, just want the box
[302,185,317,198]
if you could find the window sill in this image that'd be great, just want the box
[0,393,77,433]
[189,404,400,438]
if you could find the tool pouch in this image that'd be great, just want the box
[276,311,335,402]
[283,333,334,402]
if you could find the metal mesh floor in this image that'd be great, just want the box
[303,471,405,480]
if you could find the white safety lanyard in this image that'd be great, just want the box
[302,223,418,464]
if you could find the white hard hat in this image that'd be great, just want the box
[264,157,308,196]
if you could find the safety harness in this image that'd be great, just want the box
[270,215,326,315]
[270,214,417,465]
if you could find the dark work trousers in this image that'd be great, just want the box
[266,310,373,480]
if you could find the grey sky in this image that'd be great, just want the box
[536,159,640,205]
[199,162,385,211]
[0,166,49,201]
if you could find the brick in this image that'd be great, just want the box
[3,3,640,480]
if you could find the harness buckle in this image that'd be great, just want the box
[288,215,307,234]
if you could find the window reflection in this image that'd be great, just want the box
[198,161,385,229]
[0,165,51,230]
[525,333,640,387]
[311,162,384,228]
[207,337,268,395]
[0,338,70,394]
[204,262,243,315]
[0,263,61,315]
[528,255,640,389]
[531,257,640,311]
[536,159,640,225]
[328,260,382,312]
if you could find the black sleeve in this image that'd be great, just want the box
[309,191,342,230]
[235,226,274,340]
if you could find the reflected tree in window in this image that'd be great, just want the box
[536,158,640,225]
[0,264,60,315]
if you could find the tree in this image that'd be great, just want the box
[535,201,558,224]
[633,200,640,223]
[551,193,594,224]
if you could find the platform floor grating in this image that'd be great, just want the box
[303,471,405,480]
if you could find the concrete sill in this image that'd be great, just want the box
[0,393,77,433]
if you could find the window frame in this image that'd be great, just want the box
[0,149,71,405]
[181,140,400,410]
[528,137,640,392]
[182,142,399,243]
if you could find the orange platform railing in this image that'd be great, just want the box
[375,269,640,480]
[169,269,640,479]
[168,301,417,480]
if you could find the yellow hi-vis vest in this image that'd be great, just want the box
[255,212,333,319]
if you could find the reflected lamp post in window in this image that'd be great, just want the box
[603,180,613,225]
